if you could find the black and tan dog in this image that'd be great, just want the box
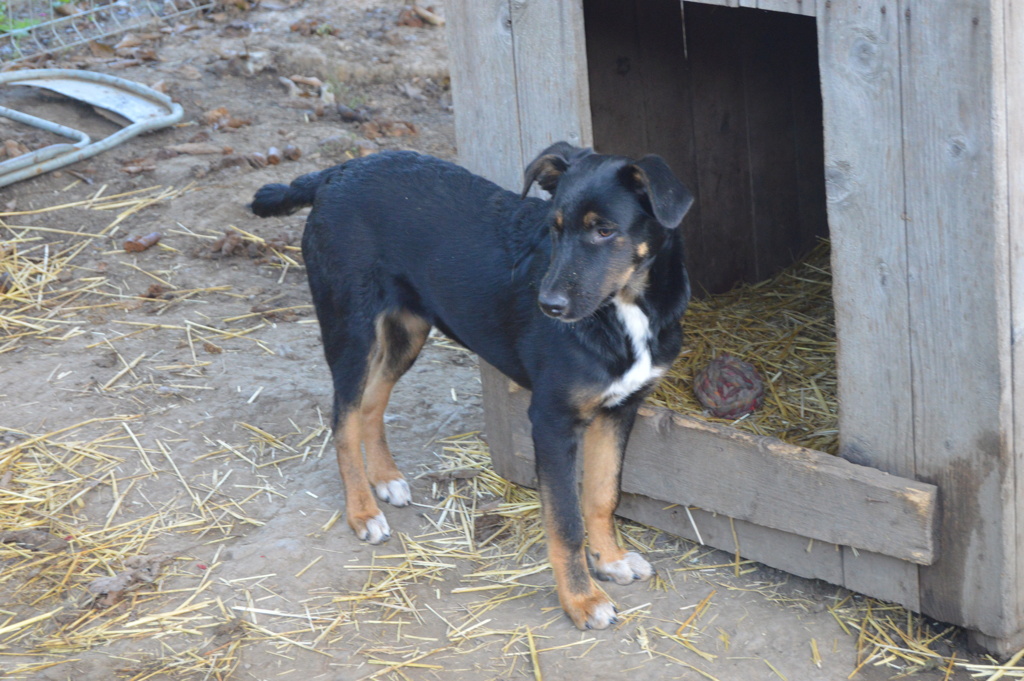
[250,143,693,629]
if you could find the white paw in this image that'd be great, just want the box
[585,600,619,630]
[374,479,412,507]
[595,551,654,585]
[358,513,391,544]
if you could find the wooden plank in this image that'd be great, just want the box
[625,406,937,565]
[585,0,708,290]
[687,0,737,8]
[480,364,917,587]
[584,0,651,157]
[480,358,516,478]
[446,0,523,189]
[480,365,536,486]
[757,0,815,16]
[740,9,813,280]
[815,0,921,609]
[786,10,829,264]
[480,364,938,565]
[842,552,920,613]
[510,0,593,169]
[686,4,758,293]
[481,364,847,584]
[687,1,816,18]
[1007,0,1024,648]
[629,0,694,208]
[899,0,1016,637]
[616,495,845,585]
[589,3,824,292]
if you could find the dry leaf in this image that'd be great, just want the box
[397,8,424,28]
[361,119,417,139]
[290,75,323,88]
[88,40,116,58]
[203,106,230,125]
[54,2,81,17]
[115,33,145,49]
[176,64,203,80]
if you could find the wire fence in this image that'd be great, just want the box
[0,0,215,64]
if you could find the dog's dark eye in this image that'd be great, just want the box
[595,227,616,239]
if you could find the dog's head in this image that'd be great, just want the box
[522,142,694,322]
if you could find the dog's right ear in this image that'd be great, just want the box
[521,142,588,198]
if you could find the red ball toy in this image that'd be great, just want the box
[693,353,765,419]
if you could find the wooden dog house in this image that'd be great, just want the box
[446,0,1024,653]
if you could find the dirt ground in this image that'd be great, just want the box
[0,2,1004,679]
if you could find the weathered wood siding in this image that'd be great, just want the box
[689,0,815,14]
[585,1,827,294]
[448,0,590,192]
[1008,0,1024,650]
[448,0,1024,652]
[900,0,1015,640]
[816,0,920,611]
[481,364,938,565]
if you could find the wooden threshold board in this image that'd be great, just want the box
[480,362,938,566]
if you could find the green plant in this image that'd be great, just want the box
[1,0,76,34]
[0,1,36,34]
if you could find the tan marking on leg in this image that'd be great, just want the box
[582,414,655,585]
[542,500,617,630]
[582,414,625,566]
[570,387,604,422]
[334,410,385,540]
[361,311,430,497]
[361,356,401,487]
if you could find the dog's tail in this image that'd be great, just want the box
[249,169,328,217]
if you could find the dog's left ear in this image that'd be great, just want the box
[622,155,694,229]
[521,142,589,198]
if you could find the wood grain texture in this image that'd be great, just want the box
[480,364,938,565]
[754,0,815,16]
[446,0,523,189]
[586,3,825,294]
[584,0,654,159]
[688,0,737,8]
[480,364,848,585]
[685,5,757,293]
[453,0,1024,648]
[510,0,593,169]
[739,9,818,279]
[615,494,845,584]
[815,0,921,609]
[899,0,1016,637]
[1006,0,1024,645]
[625,406,937,565]
[787,12,829,266]
[585,0,706,285]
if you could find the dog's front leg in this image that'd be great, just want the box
[529,396,618,630]
[582,404,654,585]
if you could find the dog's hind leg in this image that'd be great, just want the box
[318,304,392,544]
[582,406,654,585]
[361,310,431,508]
[333,405,391,544]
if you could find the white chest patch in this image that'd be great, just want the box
[601,300,664,407]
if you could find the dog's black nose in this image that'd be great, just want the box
[538,292,570,318]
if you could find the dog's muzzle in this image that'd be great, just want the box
[538,291,570,319]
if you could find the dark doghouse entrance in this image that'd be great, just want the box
[583,0,827,295]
